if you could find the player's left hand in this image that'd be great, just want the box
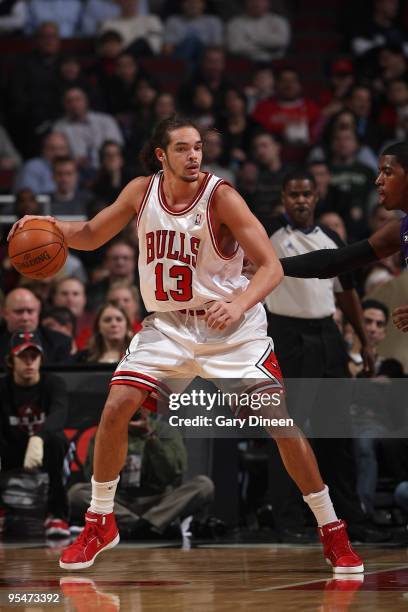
[360,344,376,376]
[205,301,244,330]
[392,305,408,332]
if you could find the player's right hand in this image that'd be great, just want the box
[7,215,57,241]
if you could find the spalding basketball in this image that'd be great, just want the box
[8,219,68,279]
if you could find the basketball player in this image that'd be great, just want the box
[280,141,408,332]
[8,117,363,573]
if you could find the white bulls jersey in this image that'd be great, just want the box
[137,171,248,312]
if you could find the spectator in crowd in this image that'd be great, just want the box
[350,0,408,59]
[318,211,348,242]
[264,169,383,544]
[368,203,398,233]
[352,299,395,518]
[307,161,342,217]
[249,131,287,230]
[359,300,388,372]
[105,53,143,117]
[0,288,72,364]
[87,240,137,310]
[81,0,121,36]
[14,132,70,196]
[317,59,355,122]
[53,87,124,172]
[244,67,275,114]
[162,0,223,65]
[41,305,77,354]
[308,110,378,172]
[49,157,92,217]
[0,331,69,537]
[327,127,377,239]
[235,160,269,222]
[178,46,230,114]
[188,84,216,129]
[226,0,290,62]
[252,67,321,145]
[378,78,408,137]
[57,55,103,112]
[154,92,177,124]
[345,84,385,151]
[216,88,257,170]
[106,281,142,333]
[76,302,133,363]
[0,124,21,170]
[372,44,408,93]
[13,189,41,218]
[8,21,63,156]
[88,30,125,96]
[81,0,154,37]
[68,407,214,538]
[50,277,94,350]
[201,130,235,184]
[100,0,164,57]
[124,77,159,161]
[0,0,27,33]
[25,0,82,38]
[91,141,133,203]
[364,264,394,295]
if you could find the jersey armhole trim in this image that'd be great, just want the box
[136,174,156,229]
[206,180,240,260]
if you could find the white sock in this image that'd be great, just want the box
[88,475,119,515]
[303,485,338,527]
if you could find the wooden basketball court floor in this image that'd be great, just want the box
[2,541,408,611]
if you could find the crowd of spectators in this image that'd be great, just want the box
[0,0,408,538]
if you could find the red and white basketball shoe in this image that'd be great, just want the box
[319,520,364,574]
[59,511,119,570]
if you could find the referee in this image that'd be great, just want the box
[265,170,385,543]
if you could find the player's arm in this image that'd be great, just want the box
[205,185,283,329]
[8,176,150,250]
[280,219,401,279]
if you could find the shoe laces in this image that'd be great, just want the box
[72,522,100,549]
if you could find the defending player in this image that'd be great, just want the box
[281,142,408,332]
[9,117,363,573]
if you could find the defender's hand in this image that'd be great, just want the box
[205,301,244,330]
[7,215,57,241]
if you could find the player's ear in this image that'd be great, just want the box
[155,147,165,162]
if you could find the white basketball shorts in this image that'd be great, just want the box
[110,303,283,409]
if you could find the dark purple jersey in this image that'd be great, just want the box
[401,215,408,266]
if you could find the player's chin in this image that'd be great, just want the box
[181,171,199,182]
